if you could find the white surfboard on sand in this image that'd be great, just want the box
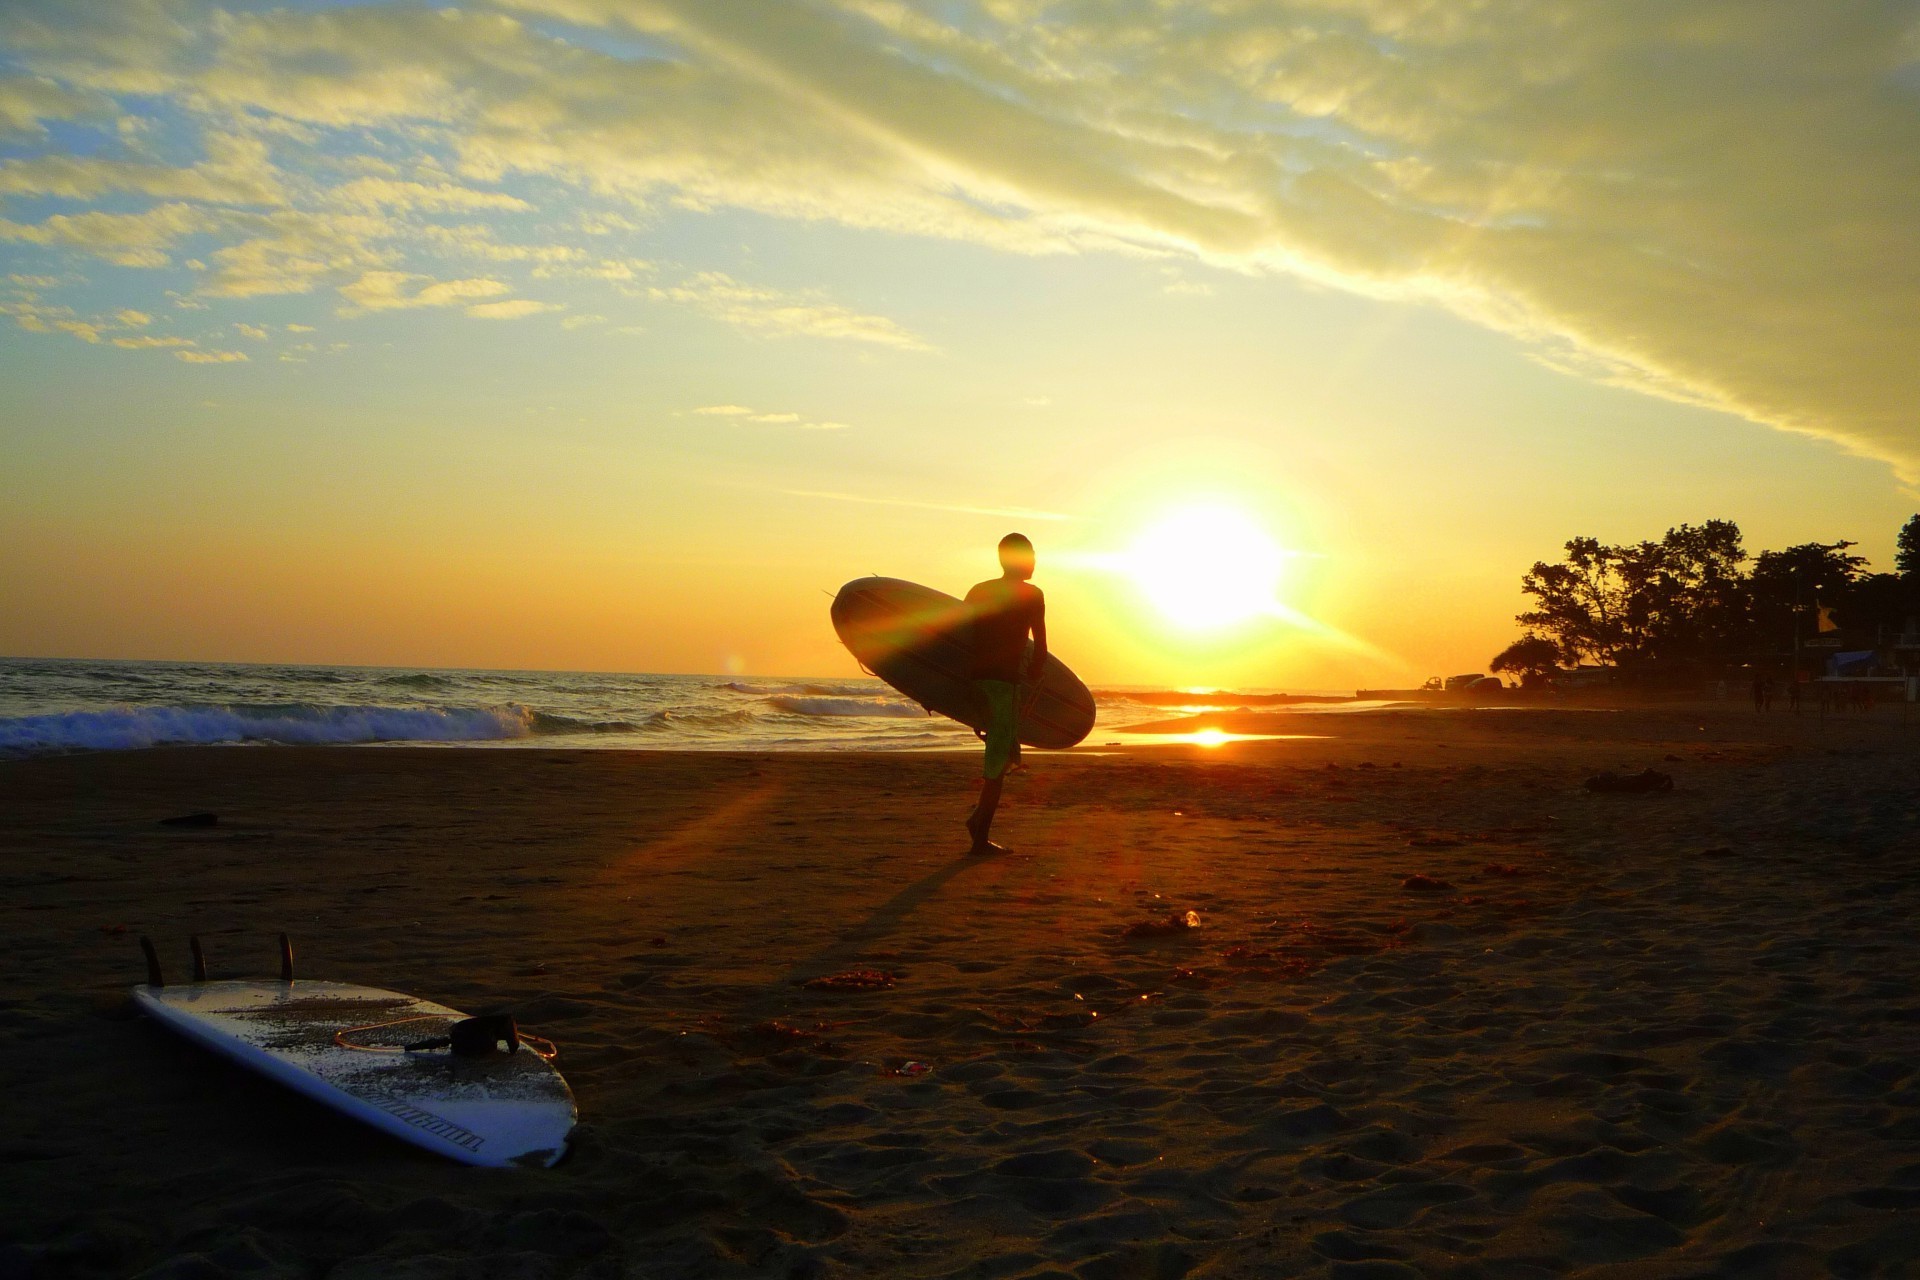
[133,974,577,1168]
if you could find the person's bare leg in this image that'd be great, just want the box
[967,775,1006,854]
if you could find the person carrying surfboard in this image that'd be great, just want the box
[964,532,1046,854]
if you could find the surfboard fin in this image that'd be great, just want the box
[190,935,207,983]
[279,933,294,984]
[140,935,163,988]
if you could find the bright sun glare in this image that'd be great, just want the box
[1122,505,1289,631]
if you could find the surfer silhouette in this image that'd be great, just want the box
[964,533,1046,855]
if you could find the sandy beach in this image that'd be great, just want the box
[5,705,1920,1279]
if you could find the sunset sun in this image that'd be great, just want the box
[1121,506,1291,631]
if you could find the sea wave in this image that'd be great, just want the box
[379,672,457,691]
[723,681,876,698]
[0,703,538,754]
[767,694,926,719]
[527,710,644,734]
[634,709,759,732]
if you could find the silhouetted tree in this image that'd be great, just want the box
[1508,523,1920,674]
[1517,537,1632,664]
[1518,521,1748,666]
[1490,635,1565,684]
[1839,573,1909,638]
[1897,514,1920,578]
[1747,541,1864,654]
[1632,521,1749,663]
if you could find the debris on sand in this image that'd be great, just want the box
[1122,910,1202,939]
[802,969,897,992]
[879,1060,931,1077]
[1584,768,1674,793]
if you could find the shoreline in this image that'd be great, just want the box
[9,692,1913,762]
[5,707,1919,1277]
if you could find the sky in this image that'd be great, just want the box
[2,0,1917,688]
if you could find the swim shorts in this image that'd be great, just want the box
[976,679,1017,780]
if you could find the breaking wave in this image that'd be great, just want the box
[0,703,540,755]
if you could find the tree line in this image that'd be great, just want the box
[1491,515,1920,680]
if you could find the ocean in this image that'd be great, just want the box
[0,657,1360,758]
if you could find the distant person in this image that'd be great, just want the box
[964,533,1046,855]
[1751,675,1765,713]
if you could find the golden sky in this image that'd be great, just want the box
[3,1,1917,687]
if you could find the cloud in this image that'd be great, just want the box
[0,203,220,268]
[327,176,532,214]
[536,256,651,284]
[651,272,930,350]
[199,210,396,298]
[1,0,1915,469]
[175,348,247,363]
[781,488,1068,521]
[233,321,267,339]
[337,269,510,311]
[464,297,559,318]
[691,403,849,429]
[413,223,587,264]
[0,73,109,138]
[0,133,282,205]
[112,333,194,348]
[115,309,150,326]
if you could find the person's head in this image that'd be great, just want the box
[998,532,1035,580]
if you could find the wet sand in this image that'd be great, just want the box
[4,705,1920,1278]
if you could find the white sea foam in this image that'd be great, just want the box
[1,659,1337,757]
[0,703,536,754]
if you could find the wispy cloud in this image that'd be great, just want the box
[652,273,931,351]
[336,270,509,313]
[781,489,1070,522]
[693,404,849,430]
[465,298,560,319]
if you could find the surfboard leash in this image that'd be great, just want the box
[334,1014,559,1061]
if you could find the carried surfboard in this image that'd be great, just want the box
[132,938,575,1168]
[831,576,1096,749]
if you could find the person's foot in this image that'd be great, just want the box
[968,839,1008,856]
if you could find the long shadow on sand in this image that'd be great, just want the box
[775,847,996,989]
